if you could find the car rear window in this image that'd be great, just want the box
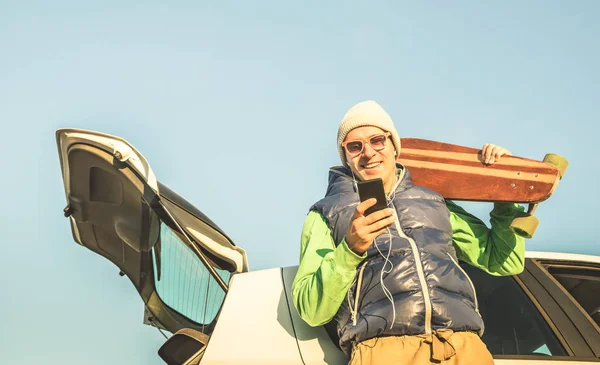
[546,264,600,327]
[152,222,230,327]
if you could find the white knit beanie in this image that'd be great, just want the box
[337,100,401,165]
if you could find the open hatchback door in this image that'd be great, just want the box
[56,128,348,365]
[56,128,249,361]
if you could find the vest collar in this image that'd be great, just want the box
[326,163,414,197]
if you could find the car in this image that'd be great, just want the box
[56,128,600,364]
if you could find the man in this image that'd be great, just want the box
[292,100,526,365]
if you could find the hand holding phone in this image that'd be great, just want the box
[344,178,395,255]
[357,178,388,216]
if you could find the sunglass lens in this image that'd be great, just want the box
[345,141,363,154]
[370,135,387,149]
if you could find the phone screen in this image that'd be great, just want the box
[357,178,388,216]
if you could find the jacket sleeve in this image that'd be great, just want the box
[291,210,366,327]
[446,200,527,276]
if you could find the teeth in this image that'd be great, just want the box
[365,162,381,168]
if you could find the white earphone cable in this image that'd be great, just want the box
[350,168,399,329]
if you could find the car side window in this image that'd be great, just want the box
[461,263,567,356]
[152,222,230,326]
[545,264,600,327]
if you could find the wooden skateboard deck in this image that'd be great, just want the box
[397,138,562,203]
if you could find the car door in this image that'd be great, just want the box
[524,253,600,357]
[459,255,600,364]
[56,128,248,343]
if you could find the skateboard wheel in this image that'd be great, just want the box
[543,154,568,179]
[510,215,539,239]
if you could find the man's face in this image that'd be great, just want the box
[343,126,397,191]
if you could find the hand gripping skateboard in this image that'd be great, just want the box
[397,138,568,238]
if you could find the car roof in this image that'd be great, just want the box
[526,251,600,264]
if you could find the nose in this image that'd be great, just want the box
[362,142,376,158]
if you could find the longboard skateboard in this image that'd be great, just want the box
[397,138,568,238]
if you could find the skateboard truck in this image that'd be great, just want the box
[509,153,568,238]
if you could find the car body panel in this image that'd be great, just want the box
[281,267,347,365]
[56,128,159,195]
[200,263,600,365]
[200,268,304,365]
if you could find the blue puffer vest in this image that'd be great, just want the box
[310,164,484,355]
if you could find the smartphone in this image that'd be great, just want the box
[357,178,388,216]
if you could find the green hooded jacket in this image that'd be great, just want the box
[292,200,526,327]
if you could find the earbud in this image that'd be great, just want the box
[349,167,358,192]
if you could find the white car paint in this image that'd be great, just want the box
[201,252,600,364]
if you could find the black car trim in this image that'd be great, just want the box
[158,183,237,247]
[516,265,576,356]
[529,259,600,357]
[512,273,573,355]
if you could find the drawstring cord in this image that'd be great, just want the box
[348,261,368,326]
[424,330,457,361]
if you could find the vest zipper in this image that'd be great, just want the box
[390,201,433,335]
[348,261,368,326]
[446,251,480,315]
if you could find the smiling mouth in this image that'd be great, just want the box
[363,162,382,169]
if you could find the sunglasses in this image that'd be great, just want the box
[342,132,391,156]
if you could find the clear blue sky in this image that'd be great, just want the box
[1,1,598,364]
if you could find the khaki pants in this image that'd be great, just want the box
[349,330,494,365]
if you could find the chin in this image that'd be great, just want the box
[358,170,383,181]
